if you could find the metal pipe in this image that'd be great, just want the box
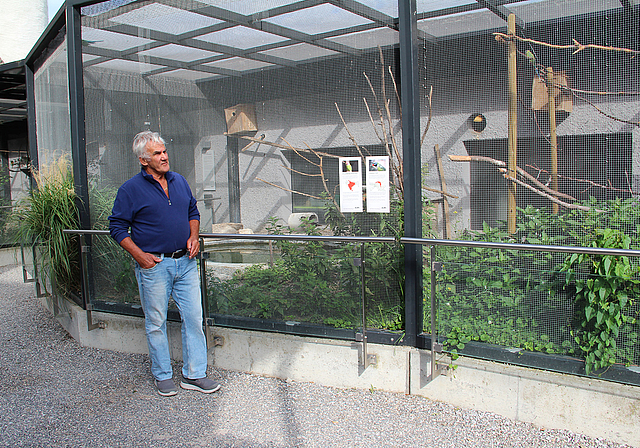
[401,237,640,258]
[63,229,395,245]
[360,242,367,367]
[398,0,423,349]
[430,245,436,378]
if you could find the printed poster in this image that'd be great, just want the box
[366,156,390,213]
[339,157,363,213]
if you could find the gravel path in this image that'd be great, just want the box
[0,264,632,448]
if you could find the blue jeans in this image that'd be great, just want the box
[135,255,207,381]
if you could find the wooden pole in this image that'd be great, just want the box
[507,14,518,234]
[547,66,559,214]
[434,144,452,238]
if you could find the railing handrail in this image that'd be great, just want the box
[62,230,640,256]
[401,237,640,258]
[63,229,396,244]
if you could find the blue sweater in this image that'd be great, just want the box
[109,168,200,253]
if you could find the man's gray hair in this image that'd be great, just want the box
[132,131,165,160]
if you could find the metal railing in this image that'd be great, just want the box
[58,230,640,384]
[63,229,396,368]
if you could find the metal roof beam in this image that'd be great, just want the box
[476,0,525,29]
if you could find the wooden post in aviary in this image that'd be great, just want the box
[507,14,518,233]
[547,66,559,214]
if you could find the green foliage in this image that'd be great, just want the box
[561,228,640,374]
[207,198,405,331]
[12,159,80,294]
[89,183,138,301]
[433,200,640,374]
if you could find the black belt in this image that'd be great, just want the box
[152,248,187,259]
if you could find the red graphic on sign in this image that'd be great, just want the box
[347,180,356,191]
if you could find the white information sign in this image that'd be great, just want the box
[338,157,363,212]
[366,156,390,213]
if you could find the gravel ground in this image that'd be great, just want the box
[0,264,632,448]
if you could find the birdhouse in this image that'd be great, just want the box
[531,71,572,113]
[224,103,258,135]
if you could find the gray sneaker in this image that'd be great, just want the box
[154,378,178,397]
[180,377,221,394]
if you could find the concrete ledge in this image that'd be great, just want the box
[0,246,21,267]
[41,294,640,447]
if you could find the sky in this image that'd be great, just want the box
[48,0,65,22]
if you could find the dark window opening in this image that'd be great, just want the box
[465,133,632,230]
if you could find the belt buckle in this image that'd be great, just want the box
[171,249,185,258]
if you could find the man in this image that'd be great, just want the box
[109,131,220,397]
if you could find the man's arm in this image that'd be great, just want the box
[187,219,200,259]
[119,236,162,269]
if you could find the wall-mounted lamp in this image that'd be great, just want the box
[468,113,487,132]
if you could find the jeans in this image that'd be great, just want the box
[135,255,207,381]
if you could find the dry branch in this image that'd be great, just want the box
[237,135,340,159]
[420,85,433,148]
[526,164,640,196]
[334,102,365,159]
[389,65,402,122]
[423,186,458,199]
[256,177,324,200]
[449,154,576,201]
[493,32,639,56]
[499,170,604,212]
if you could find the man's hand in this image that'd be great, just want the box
[119,236,161,268]
[187,219,201,259]
[137,252,162,269]
[187,235,200,259]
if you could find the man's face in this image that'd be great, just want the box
[140,141,169,177]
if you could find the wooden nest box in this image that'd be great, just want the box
[224,103,258,135]
[531,71,572,113]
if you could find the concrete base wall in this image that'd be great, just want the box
[41,295,640,447]
[0,247,20,267]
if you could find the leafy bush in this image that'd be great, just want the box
[207,199,405,330]
[89,183,138,302]
[12,158,80,295]
[433,201,640,373]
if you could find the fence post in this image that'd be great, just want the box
[399,0,423,346]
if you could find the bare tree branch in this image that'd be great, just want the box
[500,169,604,212]
[256,178,324,200]
[527,164,640,196]
[420,85,433,148]
[449,154,576,201]
[493,32,639,56]
[334,102,365,159]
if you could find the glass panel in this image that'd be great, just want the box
[427,246,640,373]
[325,27,399,50]
[194,26,289,49]
[82,0,403,334]
[418,0,640,379]
[205,239,362,328]
[205,238,402,332]
[34,37,71,168]
[138,45,222,63]
[108,3,224,34]
[418,8,503,38]
[262,4,374,35]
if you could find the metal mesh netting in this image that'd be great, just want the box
[420,3,640,372]
[75,0,640,370]
[427,246,640,369]
[81,0,404,329]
